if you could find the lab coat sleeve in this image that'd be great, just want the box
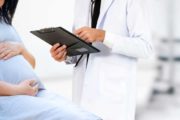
[103,0,153,58]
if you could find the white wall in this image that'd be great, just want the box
[13,0,75,79]
[147,0,180,39]
[174,0,180,38]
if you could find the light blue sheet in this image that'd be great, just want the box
[0,90,101,120]
[0,21,101,120]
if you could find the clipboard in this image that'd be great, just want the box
[30,27,100,56]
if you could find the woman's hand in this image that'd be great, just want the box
[0,80,38,96]
[75,27,105,43]
[0,42,25,60]
[15,80,39,96]
[0,41,35,68]
[50,43,67,62]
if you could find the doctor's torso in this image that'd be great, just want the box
[72,0,152,119]
[73,0,138,102]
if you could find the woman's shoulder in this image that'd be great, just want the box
[0,20,13,31]
[0,21,21,42]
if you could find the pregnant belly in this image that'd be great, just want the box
[0,55,44,89]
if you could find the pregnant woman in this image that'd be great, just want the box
[0,0,101,120]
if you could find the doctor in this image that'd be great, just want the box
[50,0,152,119]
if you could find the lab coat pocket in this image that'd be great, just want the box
[99,63,129,102]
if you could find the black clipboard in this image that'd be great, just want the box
[30,27,100,56]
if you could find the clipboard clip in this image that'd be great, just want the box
[38,28,55,34]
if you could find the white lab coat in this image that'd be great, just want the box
[68,0,153,120]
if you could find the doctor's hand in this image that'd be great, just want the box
[75,27,105,43]
[50,43,67,62]
[0,42,25,60]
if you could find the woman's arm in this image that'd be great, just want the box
[20,45,36,68]
[0,81,18,96]
[0,42,36,68]
[0,80,38,96]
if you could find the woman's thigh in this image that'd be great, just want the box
[0,95,69,120]
[37,90,69,104]
[36,90,101,120]
[0,93,101,120]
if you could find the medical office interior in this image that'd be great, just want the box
[12,0,179,120]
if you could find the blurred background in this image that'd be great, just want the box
[13,0,180,120]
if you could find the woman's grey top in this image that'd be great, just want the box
[0,21,44,89]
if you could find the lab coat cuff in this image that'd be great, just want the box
[103,32,129,54]
[65,56,76,64]
[103,32,115,48]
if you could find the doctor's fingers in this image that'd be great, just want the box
[54,50,67,61]
[51,45,66,57]
[74,27,90,35]
[76,30,95,42]
[50,43,60,53]
[80,33,95,43]
[77,30,88,38]
[74,28,84,35]
[56,45,67,53]
[50,44,65,56]
[62,50,67,60]
[78,32,89,41]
